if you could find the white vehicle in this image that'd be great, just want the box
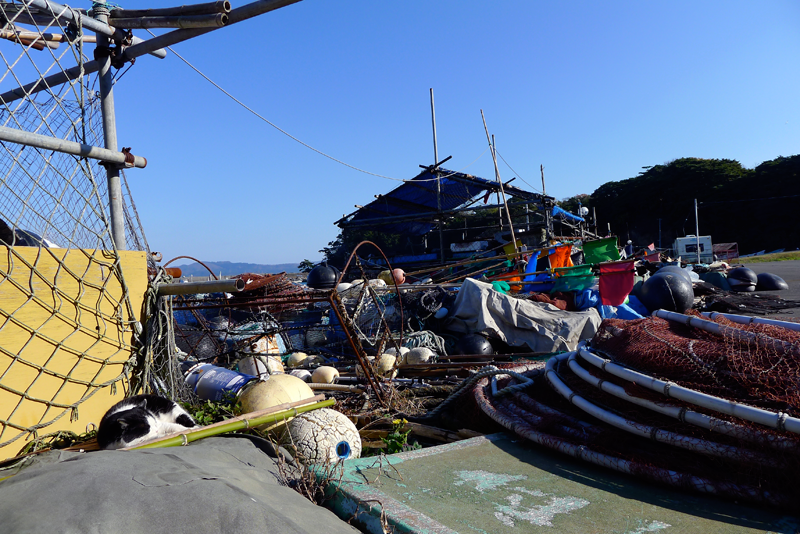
[673,235,714,263]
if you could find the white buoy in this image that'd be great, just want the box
[407,347,434,364]
[290,369,313,382]
[287,352,309,368]
[287,408,362,464]
[377,353,398,378]
[312,366,340,384]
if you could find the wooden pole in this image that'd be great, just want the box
[481,111,518,254]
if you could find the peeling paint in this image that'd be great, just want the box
[624,520,672,533]
[492,492,590,527]
[453,470,528,493]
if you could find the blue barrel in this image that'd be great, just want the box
[184,363,257,402]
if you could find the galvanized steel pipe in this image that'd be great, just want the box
[156,278,245,296]
[110,1,231,18]
[26,0,167,57]
[109,13,229,29]
[0,125,147,168]
[0,0,300,104]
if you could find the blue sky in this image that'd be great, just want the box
[108,0,800,265]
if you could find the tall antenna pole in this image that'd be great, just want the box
[481,110,518,254]
[431,89,445,262]
[541,164,551,241]
[430,88,438,165]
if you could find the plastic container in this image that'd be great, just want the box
[184,363,258,402]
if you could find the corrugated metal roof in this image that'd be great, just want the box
[337,167,551,236]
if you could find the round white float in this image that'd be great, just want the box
[287,408,361,464]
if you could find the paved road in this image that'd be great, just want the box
[734,259,800,316]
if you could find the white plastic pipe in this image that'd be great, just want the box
[567,352,798,452]
[578,345,800,434]
[473,373,773,503]
[701,311,800,332]
[653,309,800,357]
[545,354,776,464]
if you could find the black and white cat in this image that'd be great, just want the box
[97,394,198,450]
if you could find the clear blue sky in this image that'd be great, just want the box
[110,0,800,266]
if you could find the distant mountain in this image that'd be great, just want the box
[174,261,300,277]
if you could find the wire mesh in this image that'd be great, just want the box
[0,1,155,456]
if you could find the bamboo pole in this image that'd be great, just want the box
[481,111,518,254]
[129,396,332,450]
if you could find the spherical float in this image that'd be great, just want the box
[377,353,398,378]
[287,352,309,368]
[306,264,340,289]
[656,265,692,284]
[336,282,352,293]
[384,346,410,365]
[287,408,361,464]
[727,267,758,292]
[289,369,312,382]
[455,334,494,356]
[239,374,315,432]
[406,347,434,364]
[238,355,284,377]
[639,272,694,313]
[312,366,340,384]
[355,356,375,378]
[756,272,789,291]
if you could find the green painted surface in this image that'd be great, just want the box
[329,434,800,534]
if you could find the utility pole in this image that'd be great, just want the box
[694,199,701,263]
[658,218,662,250]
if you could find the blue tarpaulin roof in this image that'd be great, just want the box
[337,167,551,236]
[552,205,585,223]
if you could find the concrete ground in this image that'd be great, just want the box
[327,434,800,534]
[734,259,800,317]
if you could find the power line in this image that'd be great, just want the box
[154,34,489,184]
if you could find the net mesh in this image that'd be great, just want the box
[0,1,156,456]
[591,312,800,414]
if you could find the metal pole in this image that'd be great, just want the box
[0,0,300,104]
[431,88,445,263]
[156,278,244,296]
[694,198,701,263]
[658,218,662,250]
[430,88,438,166]
[94,1,126,250]
[0,125,146,168]
[541,164,551,241]
[27,0,166,57]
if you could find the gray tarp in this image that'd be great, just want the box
[445,278,601,352]
[0,436,359,534]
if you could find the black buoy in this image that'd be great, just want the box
[727,267,757,292]
[306,264,340,289]
[455,333,494,356]
[756,272,789,291]
[640,272,694,314]
[656,265,693,284]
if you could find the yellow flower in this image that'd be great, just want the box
[392,419,401,425]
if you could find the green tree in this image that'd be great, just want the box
[297,259,315,273]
